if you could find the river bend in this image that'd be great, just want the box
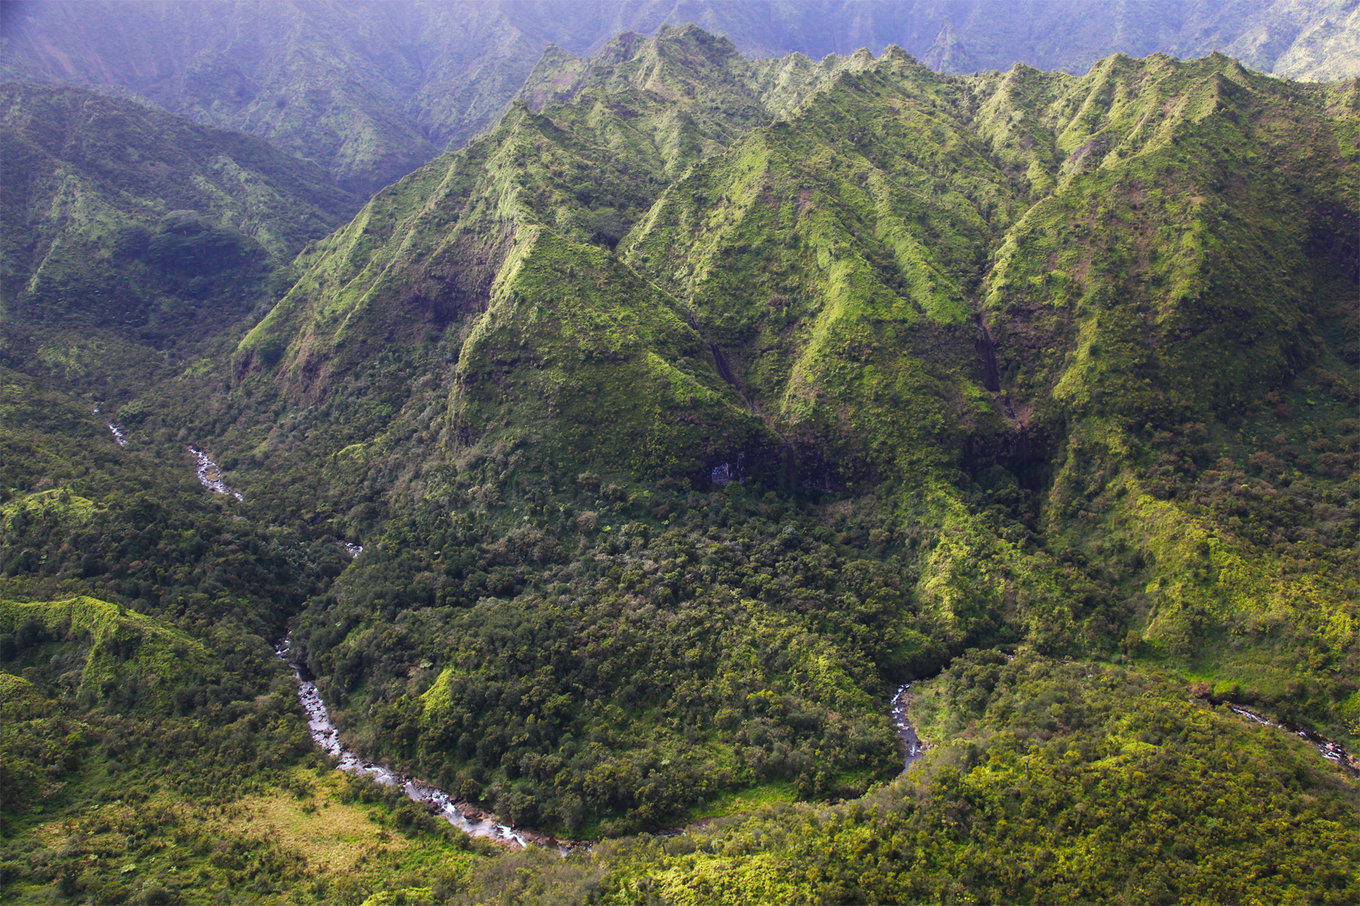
[277,641,936,851]
[275,637,550,850]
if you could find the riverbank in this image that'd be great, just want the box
[891,683,928,771]
[1226,702,1359,775]
[275,637,574,853]
[189,446,242,500]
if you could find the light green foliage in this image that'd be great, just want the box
[4,24,1358,903]
[0,597,207,711]
[1,487,98,523]
[496,655,1357,906]
[451,227,764,480]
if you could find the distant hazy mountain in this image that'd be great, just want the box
[4,0,1356,192]
[1,83,356,382]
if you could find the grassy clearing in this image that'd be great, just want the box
[680,781,799,823]
[227,771,413,874]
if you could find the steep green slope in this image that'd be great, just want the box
[0,83,356,395]
[193,30,1359,848]
[972,55,1360,709]
[229,26,819,505]
[237,26,785,365]
[623,48,1016,486]
[451,227,770,481]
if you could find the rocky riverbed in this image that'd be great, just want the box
[1227,703,1359,775]
[891,684,927,770]
[189,446,243,500]
[275,637,572,852]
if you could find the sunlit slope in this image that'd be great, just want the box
[457,654,1358,905]
[219,32,1357,836]
[623,50,1017,487]
[974,55,1360,699]
[235,27,834,467]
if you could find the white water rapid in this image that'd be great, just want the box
[275,637,573,851]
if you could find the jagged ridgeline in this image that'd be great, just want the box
[8,0,1358,196]
[0,84,357,389]
[224,26,1356,835]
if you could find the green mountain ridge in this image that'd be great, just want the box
[5,0,1356,192]
[190,27,1357,843]
[0,83,357,396]
[2,23,1357,904]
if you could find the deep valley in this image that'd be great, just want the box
[2,6,1358,904]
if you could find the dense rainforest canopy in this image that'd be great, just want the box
[2,12,1357,906]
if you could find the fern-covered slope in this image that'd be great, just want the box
[198,31,1360,841]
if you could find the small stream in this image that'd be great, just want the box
[275,637,571,852]
[891,684,927,770]
[96,404,128,446]
[1227,703,1359,775]
[189,446,243,500]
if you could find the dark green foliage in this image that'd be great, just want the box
[0,83,356,392]
[509,655,1358,905]
[3,23,1357,904]
[0,369,344,641]
[293,473,921,834]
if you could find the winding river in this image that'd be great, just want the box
[274,636,1360,859]
[277,641,933,854]
[274,637,566,851]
